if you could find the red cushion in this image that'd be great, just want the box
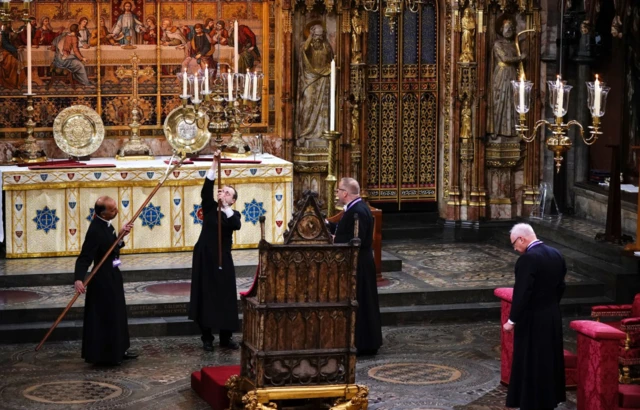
[191,371,203,397]
[619,384,640,407]
[494,287,513,302]
[563,349,577,368]
[570,320,626,340]
[199,365,241,410]
[631,294,640,317]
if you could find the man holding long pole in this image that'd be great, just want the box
[74,196,136,366]
[188,150,242,351]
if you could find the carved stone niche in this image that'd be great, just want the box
[233,192,368,409]
[293,146,329,208]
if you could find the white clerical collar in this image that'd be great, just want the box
[95,214,112,227]
[344,197,362,212]
[526,239,543,251]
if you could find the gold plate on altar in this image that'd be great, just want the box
[53,105,105,157]
[164,106,211,155]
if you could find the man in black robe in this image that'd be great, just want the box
[189,151,242,351]
[74,196,135,365]
[331,177,383,356]
[504,223,566,410]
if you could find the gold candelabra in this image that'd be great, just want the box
[362,0,422,32]
[176,65,263,156]
[323,130,341,216]
[512,74,609,173]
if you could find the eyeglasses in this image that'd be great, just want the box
[511,237,521,247]
[335,188,347,193]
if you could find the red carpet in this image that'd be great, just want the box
[191,365,240,409]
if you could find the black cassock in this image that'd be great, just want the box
[74,217,129,364]
[507,242,567,410]
[188,177,242,331]
[333,199,383,352]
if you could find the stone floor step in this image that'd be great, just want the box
[0,250,403,288]
[0,295,611,344]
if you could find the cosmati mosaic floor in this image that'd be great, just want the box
[0,321,578,410]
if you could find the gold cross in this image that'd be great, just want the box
[115,54,155,107]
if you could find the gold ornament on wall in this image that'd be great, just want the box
[459,7,476,63]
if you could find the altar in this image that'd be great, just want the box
[0,155,292,258]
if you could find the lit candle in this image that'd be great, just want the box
[243,69,250,99]
[234,20,239,74]
[26,20,32,94]
[182,68,187,96]
[519,74,525,113]
[194,75,199,101]
[204,64,209,94]
[227,72,233,100]
[330,59,336,131]
[555,75,563,118]
[594,74,601,115]
[252,71,258,100]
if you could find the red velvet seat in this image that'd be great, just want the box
[620,384,640,409]
[494,287,577,388]
[191,365,240,410]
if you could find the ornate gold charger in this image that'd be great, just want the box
[53,105,105,157]
[163,106,211,155]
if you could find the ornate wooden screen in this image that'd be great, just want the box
[366,1,439,206]
[240,193,360,390]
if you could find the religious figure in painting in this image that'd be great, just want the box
[37,16,64,46]
[90,17,117,46]
[77,17,91,49]
[296,23,334,147]
[17,17,37,47]
[180,23,215,75]
[228,21,260,73]
[211,20,229,46]
[108,1,146,45]
[487,16,525,138]
[0,24,23,89]
[459,7,476,63]
[51,23,93,86]
[142,16,157,45]
[160,18,187,46]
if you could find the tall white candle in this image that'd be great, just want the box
[182,68,187,96]
[194,75,199,101]
[594,74,601,115]
[555,75,563,117]
[234,20,239,74]
[27,21,32,94]
[330,59,336,131]
[243,69,250,99]
[204,64,209,93]
[227,72,233,100]
[519,75,525,112]
[252,71,258,100]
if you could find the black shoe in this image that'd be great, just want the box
[203,340,214,352]
[219,338,240,350]
[122,350,139,360]
[356,349,378,357]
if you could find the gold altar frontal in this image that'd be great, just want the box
[0,156,293,258]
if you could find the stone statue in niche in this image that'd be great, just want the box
[296,23,334,148]
[460,100,472,139]
[351,10,364,64]
[487,16,525,138]
[459,7,476,63]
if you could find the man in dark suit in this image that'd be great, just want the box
[189,151,242,351]
[331,177,382,356]
[74,196,135,365]
[504,223,566,410]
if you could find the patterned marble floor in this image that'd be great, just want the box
[0,321,578,410]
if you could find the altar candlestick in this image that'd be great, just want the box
[519,74,525,112]
[594,74,601,115]
[252,71,258,100]
[234,20,239,74]
[194,75,199,101]
[204,64,209,93]
[555,75,563,117]
[27,21,32,94]
[330,59,336,131]
[244,69,250,99]
[228,72,233,100]
[182,68,187,96]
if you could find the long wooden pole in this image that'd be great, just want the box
[217,152,223,270]
[35,158,185,351]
